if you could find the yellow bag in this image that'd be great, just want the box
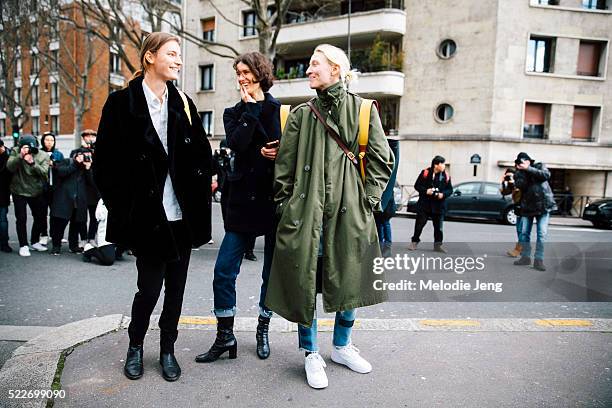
[358,99,378,182]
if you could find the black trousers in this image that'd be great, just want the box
[79,204,97,241]
[84,244,116,266]
[411,209,444,244]
[128,221,192,354]
[13,194,46,247]
[50,213,84,249]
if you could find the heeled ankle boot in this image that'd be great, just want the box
[195,316,237,363]
[256,315,270,359]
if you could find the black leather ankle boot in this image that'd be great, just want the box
[159,352,181,381]
[256,315,270,359]
[195,316,237,363]
[124,345,143,380]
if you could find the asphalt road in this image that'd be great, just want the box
[1,203,611,329]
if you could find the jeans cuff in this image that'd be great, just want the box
[259,307,273,319]
[213,307,236,317]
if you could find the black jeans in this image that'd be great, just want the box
[13,194,46,247]
[50,213,84,249]
[128,221,192,354]
[411,209,444,244]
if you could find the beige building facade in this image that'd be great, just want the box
[182,0,612,201]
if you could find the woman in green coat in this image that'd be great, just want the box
[265,44,394,389]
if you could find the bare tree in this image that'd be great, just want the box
[37,0,106,147]
[0,0,42,141]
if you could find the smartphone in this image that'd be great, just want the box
[266,140,280,148]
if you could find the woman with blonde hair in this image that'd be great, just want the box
[94,32,213,382]
[265,44,394,388]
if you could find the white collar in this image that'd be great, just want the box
[142,79,168,106]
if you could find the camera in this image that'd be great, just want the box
[504,174,514,182]
[83,154,92,163]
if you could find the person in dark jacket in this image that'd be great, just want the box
[93,32,212,382]
[48,148,94,255]
[408,155,453,252]
[39,131,65,247]
[77,129,100,246]
[512,152,556,271]
[196,52,280,364]
[500,167,523,257]
[0,139,13,252]
[375,138,399,257]
[6,135,50,256]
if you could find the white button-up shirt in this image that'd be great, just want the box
[142,80,183,221]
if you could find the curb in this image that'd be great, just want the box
[0,314,124,408]
[1,314,611,407]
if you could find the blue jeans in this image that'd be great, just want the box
[515,214,524,242]
[519,212,550,261]
[376,219,392,243]
[0,206,8,245]
[213,231,274,318]
[298,309,356,352]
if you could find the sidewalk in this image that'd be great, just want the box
[1,316,611,407]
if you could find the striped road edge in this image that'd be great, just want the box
[137,316,612,333]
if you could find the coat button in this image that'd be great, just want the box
[139,154,147,161]
[304,165,310,172]
[293,220,300,226]
[299,193,306,199]
[184,137,191,144]
[340,207,347,213]
[196,169,203,176]
[250,167,255,173]
[250,196,256,201]
[243,123,248,127]
[149,189,155,197]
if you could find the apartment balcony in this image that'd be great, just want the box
[273,71,405,104]
[276,8,406,53]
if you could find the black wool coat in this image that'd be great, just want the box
[93,76,213,261]
[221,93,281,235]
[514,162,557,217]
[50,158,92,222]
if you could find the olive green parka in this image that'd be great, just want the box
[265,82,394,327]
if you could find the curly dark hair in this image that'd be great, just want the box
[233,52,274,92]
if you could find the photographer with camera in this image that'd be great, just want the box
[48,148,95,255]
[39,131,65,246]
[0,139,13,252]
[500,167,523,257]
[6,135,50,256]
[408,155,453,253]
[78,130,101,247]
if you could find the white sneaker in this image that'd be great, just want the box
[331,343,372,374]
[19,246,31,257]
[83,243,95,252]
[30,242,48,252]
[207,239,214,245]
[39,236,49,246]
[304,352,328,389]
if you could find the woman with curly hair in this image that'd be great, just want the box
[195,52,281,363]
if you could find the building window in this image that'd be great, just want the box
[435,103,454,123]
[582,0,608,10]
[200,65,214,91]
[242,10,257,37]
[536,0,559,5]
[16,58,22,77]
[31,54,40,75]
[31,85,39,106]
[572,106,598,140]
[0,119,5,137]
[437,39,457,59]
[50,115,59,134]
[523,102,549,139]
[110,52,121,74]
[50,82,59,104]
[577,40,605,77]
[527,36,555,73]
[199,111,213,136]
[201,18,215,42]
[31,116,40,136]
[14,87,22,103]
[51,50,59,72]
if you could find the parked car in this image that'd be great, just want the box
[406,181,516,225]
[582,198,612,229]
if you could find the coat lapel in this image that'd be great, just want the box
[128,76,168,159]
